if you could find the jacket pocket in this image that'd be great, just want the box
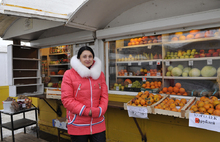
[68,112,91,126]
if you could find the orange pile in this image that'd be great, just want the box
[127,35,162,46]
[118,69,127,76]
[142,81,161,89]
[128,91,163,106]
[190,96,220,116]
[159,83,188,96]
[145,69,161,76]
[154,97,188,112]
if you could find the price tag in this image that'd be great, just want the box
[116,86,119,91]
[124,72,128,76]
[129,72,133,76]
[22,103,26,108]
[142,78,146,82]
[207,59,212,65]
[157,72,161,76]
[149,61,153,65]
[189,113,220,133]
[157,61,161,65]
[147,73,151,76]
[189,60,193,66]
[138,62,141,66]
[128,84,132,88]
[127,105,148,119]
[128,62,131,66]
[165,61,170,66]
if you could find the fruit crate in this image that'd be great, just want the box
[46,88,61,99]
[124,94,168,114]
[124,87,141,92]
[152,96,196,118]
[185,98,199,119]
[141,88,159,93]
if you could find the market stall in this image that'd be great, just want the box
[1,0,220,142]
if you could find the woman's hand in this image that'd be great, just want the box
[89,109,92,116]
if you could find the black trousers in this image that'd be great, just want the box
[70,131,106,142]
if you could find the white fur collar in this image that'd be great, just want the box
[70,55,102,80]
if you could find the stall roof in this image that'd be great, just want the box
[66,0,148,31]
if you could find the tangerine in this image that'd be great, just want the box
[199,107,206,113]
[173,87,179,93]
[216,104,220,110]
[175,83,181,89]
[168,87,173,93]
[179,88,185,94]
[162,87,168,93]
[180,98,187,104]
[207,108,214,114]
[213,110,220,116]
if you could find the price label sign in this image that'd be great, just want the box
[127,105,148,119]
[142,78,146,82]
[124,72,128,76]
[157,61,161,65]
[129,72,133,76]
[116,86,119,91]
[149,61,153,65]
[189,60,193,66]
[147,73,151,76]
[165,61,170,66]
[157,72,161,76]
[128,84,132,88]
[128,62,131,66]
[138,62,141,66]
[189,113,220,132]
[207,59,212,65]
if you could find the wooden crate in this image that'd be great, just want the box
[185,98,198,119]
[46,88,61,99]
[152,96,196,118]
[124,94,168,114]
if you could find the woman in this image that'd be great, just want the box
[61,46,108,142]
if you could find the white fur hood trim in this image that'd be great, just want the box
[70,55,102,80]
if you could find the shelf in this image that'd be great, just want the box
[117,42,162,49]
[164,56,220,62]
[14,83,43,87]
[13,69,38,71]
[14,77,41,79]
[17,92,43,96]
[49,63,69,66]
[164,76,217,80]
[49,75,64,77]
[117,76,162,78]
[1,118,36,130]
[117,59,162,64]
[49,52,70,55]
[164,36,220,45]
[13,58,40,61]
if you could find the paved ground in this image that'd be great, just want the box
[1,133,48,142]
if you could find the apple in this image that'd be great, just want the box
[216,49,220,53]
[208,49,215,54]
[175,57,179,59]
[142,36,148,41]
[195,32,205,39]
[213,52,219,57]
[199,53,206,58]
[200,50,205,53]
[153,39,158,43]
[148,40,152,43]
[194,54,200,58]
[206,53,211,57]
[150,36,156,40]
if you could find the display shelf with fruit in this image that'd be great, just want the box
[185,96,220,118]
[117,42,162,49]
[116,59,161,64]
[49,63,70,66]
[117,76,162,78]
[49,75,64,77]
[124,91,167,113]
[164,76,217,80]
[152,95,196,118]
[164,56,220,62]
[49,52,70,56]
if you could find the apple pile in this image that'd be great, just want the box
[194,49,220,58]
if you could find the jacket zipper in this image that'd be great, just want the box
[89,78,93,134]
[98,83,101,89]
[75,84,81,97]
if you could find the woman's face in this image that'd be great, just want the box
[79,50,94,67]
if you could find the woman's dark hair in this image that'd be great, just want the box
[77,46,95,59]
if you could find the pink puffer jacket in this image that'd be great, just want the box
[61,55,108,135]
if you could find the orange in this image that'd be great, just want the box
[171,37,178,41]
[179,88,185,94]
[179,35,186,40]
[213,110,220,116]
[173,87,179,93]
[180,98,187,104]
[159,91,163,94]
[142,84,147,88]
[186,34,194,40]
[176,93,181,95]
[168,87,173,93]
[207,108,214,114]
[200,96,207,102]
[189,30,200,35]
[162,87,168,93]
[171,92,176,95]
[128,42,132,46]
[182,92,188,96]
[199,107,206,113]
[197,101,204,108]
[175,83,181,89]
[175,32,183,37]
[171,108,178,112]
[216,104,220,110]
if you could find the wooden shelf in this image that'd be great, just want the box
[49,63,69,66]
[14,83,43,87]
[164,76,217,80]
[17,92,43,96]
[13,58,40,61]
[117,59,162,64]
[14,77,41,79]
[13,69,38,71]
[164,36,220,45]
[117,42,162,49]
[117,76,162,78]
[49,75,64,77]
[164,56,220,62]
[49,52,70,55]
